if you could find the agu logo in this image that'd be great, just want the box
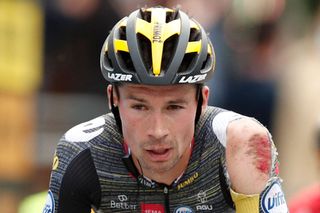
[43,190,55,213]
[261,180,288,213]
[174,206,194,213]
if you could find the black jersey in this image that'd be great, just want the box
[43,106,286,213]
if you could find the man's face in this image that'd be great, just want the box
[114,84,199,175]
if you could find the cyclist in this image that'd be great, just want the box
[44,6,288,213]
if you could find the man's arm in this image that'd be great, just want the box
[226,117,287,212]
[43,143,101,213]
[226,118,270,195]
[43,117,105,212]
[212,111,288,212]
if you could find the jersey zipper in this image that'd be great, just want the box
[163,186,170,213]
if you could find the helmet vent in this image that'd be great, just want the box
[137,33,152,72]
[141,10,152,23]
[201,53,212,70]
[162,34,178,72]
[119,26,127,40]
[166,11,179,23]
[118,51,134,72]
[177,52,197,74]
[104,51,114,69]
[189,28,201,41]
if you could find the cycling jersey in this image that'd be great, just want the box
[44,106,286,213]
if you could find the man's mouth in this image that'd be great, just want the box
[146,148,172,161]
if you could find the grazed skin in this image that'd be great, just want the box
[226,118,271,195]
[247,134,271,175]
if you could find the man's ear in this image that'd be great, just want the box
[107,84,119,110]
[201,86,209,111]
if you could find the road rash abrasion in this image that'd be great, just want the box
[246,134,271,175]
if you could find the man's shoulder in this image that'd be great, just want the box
[53,113,121,168]
[64,115,107,142]
[197,106,228,128]
[195,106,228,139]
[197,106,251,147]
[204,106,227,116]
[57,113,121,152]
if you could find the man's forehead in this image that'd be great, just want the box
[117,84,198,102]
[119,83,196,92]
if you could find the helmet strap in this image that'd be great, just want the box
[110,84,123,135]
[195,84,203,128]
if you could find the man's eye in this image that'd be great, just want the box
[167,105,183,110]
[131,104,147,110]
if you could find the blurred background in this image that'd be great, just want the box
[0,0,319,212]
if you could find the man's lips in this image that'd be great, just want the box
[145,148,172,161]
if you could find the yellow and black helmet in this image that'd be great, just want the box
[100,6,215,85]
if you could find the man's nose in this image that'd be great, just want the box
[147,112,169,140]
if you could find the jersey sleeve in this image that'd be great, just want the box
[43,141,101,213]
[43,116,106,213]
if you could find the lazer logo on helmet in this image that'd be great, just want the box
[179,74,207,83]
[108,72,132,81]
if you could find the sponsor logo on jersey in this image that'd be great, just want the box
[108,72,132,82]
[138,176,156,188]
[178,74,207,83]
[261,180,288,213]
[110,194,137,210]
[177,172,199,190]
[174,206,194,213]
[196,190,213,211]
[141,203,165,213]
[43,190,55,213]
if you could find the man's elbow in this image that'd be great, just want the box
[226,118,272,194]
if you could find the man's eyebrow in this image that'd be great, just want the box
[126,95,188,104]
[167,99,188,105]
[126,95,147,103]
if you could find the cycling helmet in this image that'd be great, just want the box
[100,6,215,85]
